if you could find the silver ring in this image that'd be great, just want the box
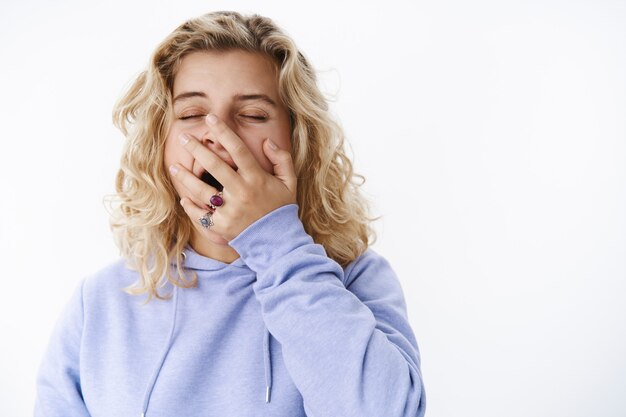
[199,211,214,229]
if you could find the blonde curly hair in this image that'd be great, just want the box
[109,11,376,300]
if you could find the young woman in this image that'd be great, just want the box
[35,11,426,417]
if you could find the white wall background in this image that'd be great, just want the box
[1,0,624,416]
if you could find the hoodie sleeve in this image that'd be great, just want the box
[229,204,426,417]
[34,279,91,417]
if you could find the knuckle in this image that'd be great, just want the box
[200,188,214,204]
[233,143,247,156]
[278,152,292,163]
[177,171,191,188]
[238,189,253,202]
[213,119,225,131]
[211,121,227,137]
[203,157,218,172]
[185,138,198,151]
[247,176,261,187]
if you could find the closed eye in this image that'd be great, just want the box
[242,115,267,121]
[179,114,206,120]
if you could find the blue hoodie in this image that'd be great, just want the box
[35,204,425,417]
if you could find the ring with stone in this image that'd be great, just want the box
[199,211,214,229]
[209,192,224,211]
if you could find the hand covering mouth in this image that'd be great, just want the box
[194,160,238,192]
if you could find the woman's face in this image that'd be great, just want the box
[164,50,292,207]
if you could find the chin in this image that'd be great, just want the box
[211,236,230,245]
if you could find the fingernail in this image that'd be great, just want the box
[169,165,179,175]
[179,133,190,145]
[267,138,278,150]
[206,113,217,125]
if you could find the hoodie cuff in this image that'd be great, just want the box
[228,204,318,272]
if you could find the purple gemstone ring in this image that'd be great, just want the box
[209,192,224,210]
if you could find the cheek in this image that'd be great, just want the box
[246,142,273,173]
[163,138,176,167]
[163,133,191,168]
[274,134,292,154]
[272,118,293,154]
[251,123,292,174]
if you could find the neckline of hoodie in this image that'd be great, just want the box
[168,245,249,271]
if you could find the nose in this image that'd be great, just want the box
[199,113,239,168]
[202,136,232,160]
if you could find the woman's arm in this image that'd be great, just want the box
[34,280,91,417]
[230,204,426,417]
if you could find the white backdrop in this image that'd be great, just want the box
[1,1,624,416]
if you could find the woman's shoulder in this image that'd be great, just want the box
[342,248,398,288]
[52,259,142,335]
[79,258,140,302]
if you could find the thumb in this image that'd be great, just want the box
[264,138,297,193]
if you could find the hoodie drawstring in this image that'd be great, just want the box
[140,284,179,417]
[263,327,273,403]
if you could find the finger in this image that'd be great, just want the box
[263,138,297,193]
[205,113,262,175]
[179,133,241,191]
[169,163,219,206]
[179,198,229,245]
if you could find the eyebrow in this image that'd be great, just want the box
[173,91,206,103]
[173,91,277,107]
[234,94,277,106]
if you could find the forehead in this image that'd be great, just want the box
[172,50,279,96]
